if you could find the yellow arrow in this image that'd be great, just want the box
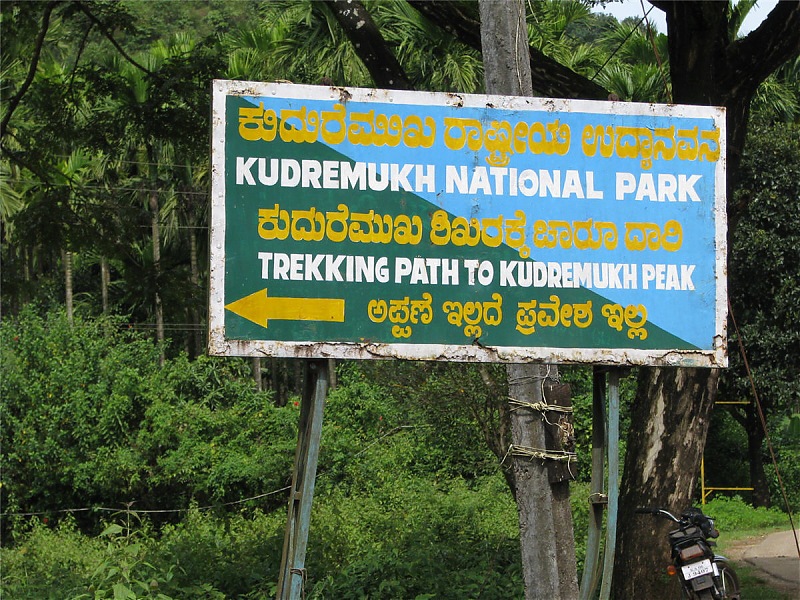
[225,289,345,328]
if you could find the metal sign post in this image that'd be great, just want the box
[599,368,621,600]
[578,366,623,600]
[276,359,329,600]
[579,366,608,599]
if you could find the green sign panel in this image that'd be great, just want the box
[209,81,727,366]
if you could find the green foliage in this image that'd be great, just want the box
[1,307,163,522]
[154,508,285,598]
[0,517,105,599]
[1,308,298,538]
[720,118,800,510]
[1,308,794,598]
[704,408,751,493]
[727,565,797,600]
[0,515,228,599]
[703,495,790,534]
[323,361,504,486]
[307,475,522,599]
[763,415,800,512]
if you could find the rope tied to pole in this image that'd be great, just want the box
[508,396,573,414]
[502,443,577,465]
[289,568,307,600]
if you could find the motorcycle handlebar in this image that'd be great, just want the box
[634,507,659,514]
[635,507,680,522]
[635,507,717,534]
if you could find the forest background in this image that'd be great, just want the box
[1,1,799,598]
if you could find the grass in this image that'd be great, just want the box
[733,563,797,600]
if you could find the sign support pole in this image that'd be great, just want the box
[276,359,329,600]
[599,368,621,600]
[579,366,608,599]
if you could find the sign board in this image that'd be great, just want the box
[209,80,727,367]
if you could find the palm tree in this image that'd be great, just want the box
[92,34,202,361]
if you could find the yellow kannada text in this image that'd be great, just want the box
[258,204,422,245]
[582,124,720,170]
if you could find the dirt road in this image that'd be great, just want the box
[725,529,800,596]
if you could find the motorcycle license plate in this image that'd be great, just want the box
[681,559,713,580]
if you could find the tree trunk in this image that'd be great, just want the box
[613,3,800,595]
[612,367,719,599]
[100,255,110,314]
[507,364,579,599]
[63,249,74,326]
[479,2,577,598]
[147,155,165,365]
[325,0,412,90]
[150,188,165,365]
[408,0,609,100]
[731,404,770,507]
[327,358,337,390]
[746,420,770,507]
[189,227,202,357]
[251,357,263,392]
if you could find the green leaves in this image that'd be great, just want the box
[0,308,297,524]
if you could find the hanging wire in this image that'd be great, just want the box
[590,5,655,83]
[3,178,209,196]
[728,296,800,559]
[1,418,420,520]
[2,487,292,518]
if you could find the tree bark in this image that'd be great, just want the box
[324,0,412,90]
[100,255,110,314]
[613,367,720,599]
[614,3,800,595]
[251,357,263,392]
[147,154,165,365]
[728,404,770,507]
[409,0,609,99]
[746,419,770,507]
[189,225,202,357]
[507,365,578,600]
[479,1,577,597]
[64,249,74,326]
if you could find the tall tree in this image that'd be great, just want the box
[479,1,578,597]
[613,2,800,597]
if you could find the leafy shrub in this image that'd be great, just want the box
[0,517,104,599]
[1,308,299,539]
[0,515,229,599]
[307,475,522,599]
[155,508,286,597]
[703,495,790,533]
[1,307,164,534]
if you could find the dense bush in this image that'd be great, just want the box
[0,307,298,539]
[1,309,528,598]
[703,495,790,533]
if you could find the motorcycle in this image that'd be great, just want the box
[636,506,741,599]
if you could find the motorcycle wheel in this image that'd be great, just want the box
[717,563,741,600]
